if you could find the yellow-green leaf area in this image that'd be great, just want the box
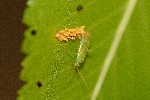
[18,0,150,100]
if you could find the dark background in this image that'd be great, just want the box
[0,0,27,100]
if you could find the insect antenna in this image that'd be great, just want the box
[76,66,88,88]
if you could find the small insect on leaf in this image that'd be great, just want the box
[55,26,90,86]
[55,26,85,41]
[55,26,90,66]
[74,32,90,67]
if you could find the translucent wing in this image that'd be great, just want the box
[75,32,90,67]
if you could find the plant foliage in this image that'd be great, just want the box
[18,0,150,100]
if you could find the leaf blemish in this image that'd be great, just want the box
[77,4,83,12]
[31,29,36,36]
[37,81,42,87]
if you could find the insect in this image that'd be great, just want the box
[55,26,85,41]
[74,32,90,87]
[74,32,90,67]
[56,26,90,87]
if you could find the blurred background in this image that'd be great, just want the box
[0,0,27,99]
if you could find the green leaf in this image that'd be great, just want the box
[18,0,150,100]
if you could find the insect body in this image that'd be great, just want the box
[74,32,90,87]
[55,26,85,41]
[56,26,90,87]
[74,32,90,67]
[56,26,90,66]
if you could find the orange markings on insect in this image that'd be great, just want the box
[55,26,85,41]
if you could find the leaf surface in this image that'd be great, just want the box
[18,0,150,100]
